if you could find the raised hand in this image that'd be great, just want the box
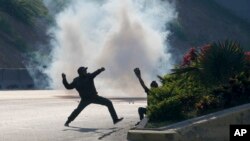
[100,67,105,71]
[62,73,66,79]
[134,68,141,77]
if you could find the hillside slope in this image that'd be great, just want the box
[214,0,250,23]
[1,0,250,69]
[0,0,49,68]
[168,0,250,61]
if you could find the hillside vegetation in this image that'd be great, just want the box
[0,0,49,68]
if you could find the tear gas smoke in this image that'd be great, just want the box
[45,0,177,97]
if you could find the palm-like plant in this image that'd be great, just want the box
[199,40,245,85]
[172,40,246,86]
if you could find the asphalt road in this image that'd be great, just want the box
[0,90,146,141]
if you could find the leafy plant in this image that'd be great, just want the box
[172,40,246,86]
[212,72,250,108]
[195,95,221,115]
[198,40,245,85]
[147,73,210,122]
[147,40,250,124]
[148,94,184,122]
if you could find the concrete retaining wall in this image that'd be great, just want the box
[127,103,250,141]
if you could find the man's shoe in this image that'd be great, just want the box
[113,117,124,124]
[64,121,70,127]
[135,121,140,126]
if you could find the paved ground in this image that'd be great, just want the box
[0,90,146,141]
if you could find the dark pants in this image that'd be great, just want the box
[138,107,147,120]
[66,96,119,123]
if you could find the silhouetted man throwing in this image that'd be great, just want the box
[134,68,158,121]
[62,66,123,126]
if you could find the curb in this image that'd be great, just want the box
[127,103,250,141]
[127,129,178,141]
[127,118,179,141]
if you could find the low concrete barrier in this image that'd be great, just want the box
[127,103,250,141]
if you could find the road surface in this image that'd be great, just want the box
[0,90,146,141]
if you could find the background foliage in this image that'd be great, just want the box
[148,40,250,123]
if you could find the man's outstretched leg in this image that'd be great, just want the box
[93,96,123,124]
[65,100,90,126]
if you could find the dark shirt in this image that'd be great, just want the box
[63,69,103,99]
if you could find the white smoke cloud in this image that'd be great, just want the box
[46,0,177,97]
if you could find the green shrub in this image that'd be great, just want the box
[147,73,210,122]
[148,94,184,122]
[213,72,250,108]
[195,95,221,115]
[148,40,250,124]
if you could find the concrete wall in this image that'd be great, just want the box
[128,103,250,141]
[0,69,35,89]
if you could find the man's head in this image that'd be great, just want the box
[150,81,158,88]
[77,66,88,76]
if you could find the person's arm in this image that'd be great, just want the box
[134,68,149,93]
[62,73,75,89]
[90,67,105,78]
